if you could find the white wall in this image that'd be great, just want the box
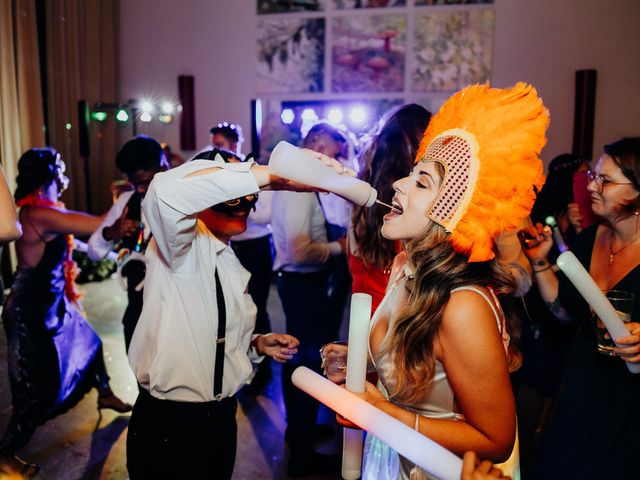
[120,0,640,164]
[119,0,255,155]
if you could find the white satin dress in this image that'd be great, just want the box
[362,268,520,480]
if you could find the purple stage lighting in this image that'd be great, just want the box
[301,108,318,122]
[281,108,295,125]
[349,105,367,126]
[327,107,343,125]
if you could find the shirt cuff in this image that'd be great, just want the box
[328,241,343,256]
[248,333,266,363]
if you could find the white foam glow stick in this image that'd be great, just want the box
[556,251,640,374]
[545,216,568,253]
[342,293,372,479]
[292,367,463,480]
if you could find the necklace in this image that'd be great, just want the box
[608,232,639,265]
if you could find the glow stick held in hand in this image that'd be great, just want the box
[556,251,640,374]
[292,367,463,480]
[545,216,568,253]
[342,293,372,480]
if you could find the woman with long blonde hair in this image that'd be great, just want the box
[325,83,548,479]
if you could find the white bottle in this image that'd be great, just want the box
[268,141,377,207]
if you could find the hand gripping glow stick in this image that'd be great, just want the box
[292,367,463,480]
[556,251,640,373]
[342,293,372,479]
[545,216,568,253]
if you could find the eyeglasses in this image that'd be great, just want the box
[586,170,634,194]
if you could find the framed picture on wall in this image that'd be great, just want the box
[257,0,325,14]
[415,0,493,5]
[333,0,406,9]
[256,18,325,93]
[412,9,494,92]
[331,13,406,93]
[413,95,449,115]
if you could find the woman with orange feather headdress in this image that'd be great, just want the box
[324,83,548,479]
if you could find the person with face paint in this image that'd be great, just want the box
[0,148,131,478]
[324,84,549,480]
[126,147,354,479]
[88,135,169,351]
[521,137,640,479]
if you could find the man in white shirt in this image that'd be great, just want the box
[271,123,350,477]
[126,148,302,479]
[192,121,244,160]
[88,136,168,351]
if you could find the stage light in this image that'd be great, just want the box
[301,108,318,121]
[140,100,154,113]
[255,99,263,132]
[349,106,367,126]
[65,123,72,130]
[281,108,295,125]
[158,113,174,124]
[91,111,107,122]
[116,109,130,122]
[161,102,174,114]
[140,111,153,123]
[327,107,343,125]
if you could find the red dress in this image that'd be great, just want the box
[348,251,390,314]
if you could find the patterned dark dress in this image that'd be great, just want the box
[0,235,108,455]
[534,225,640,479]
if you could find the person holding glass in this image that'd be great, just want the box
[521,137,640,479]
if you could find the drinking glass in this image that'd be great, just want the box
[320,340,348,383]
[594,290,635,355]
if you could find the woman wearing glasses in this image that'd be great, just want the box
[521,137,640,479]
[0,148,131,478]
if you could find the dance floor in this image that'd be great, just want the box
[0,276,342,479]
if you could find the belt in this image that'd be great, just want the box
[136,388,236,415]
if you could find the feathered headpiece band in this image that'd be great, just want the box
[416,83,549,262]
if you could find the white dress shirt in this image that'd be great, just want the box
[87,190,151,260]
[271,191,342,273]
[128,160,262,402]
[317,193,351,230]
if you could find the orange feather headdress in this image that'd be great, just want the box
[416,83,549,262]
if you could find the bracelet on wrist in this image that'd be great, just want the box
[533,265,553,273]
[532,259,549,267]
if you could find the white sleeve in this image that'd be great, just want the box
[281,193,341,265]
[142,160,259,270]
[87,191,132,260]
[249,190,273,226]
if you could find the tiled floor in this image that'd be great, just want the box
[0,277,343,479]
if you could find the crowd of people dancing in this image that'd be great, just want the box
[0,82,639,480]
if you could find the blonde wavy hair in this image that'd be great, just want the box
[384,222,521,404]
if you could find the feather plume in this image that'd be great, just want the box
[416,83,548,261]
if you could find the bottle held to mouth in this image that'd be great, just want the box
[268,141,377,207]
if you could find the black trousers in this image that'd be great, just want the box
[122,260,145,352]
[277,270,332,455]
[230,234,273,335]
[327,253,352,339]
[127,389,238,479]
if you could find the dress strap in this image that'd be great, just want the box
[451,285,510,352]
[451,286,501,331]
[21,207,47,243]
